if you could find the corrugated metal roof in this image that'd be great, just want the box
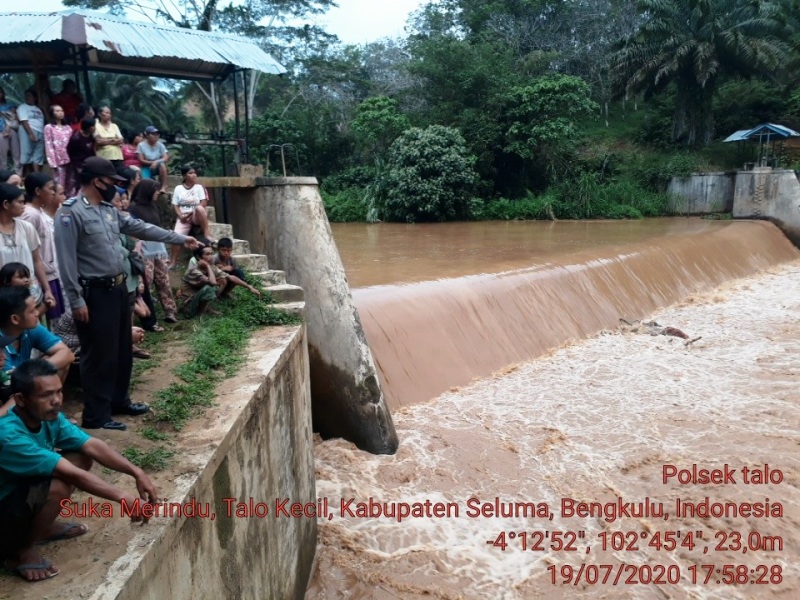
[723,123,800,143]
[723,129,753,143]
[0,10,285,81]
[745,123,800,139]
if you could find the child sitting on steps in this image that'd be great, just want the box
[181,246,260,317]
[213,237,260,298]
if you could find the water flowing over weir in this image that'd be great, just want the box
[345,220,800,409]
[308,219,800,599]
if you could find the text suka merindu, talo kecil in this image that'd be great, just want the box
[58,463,784,523]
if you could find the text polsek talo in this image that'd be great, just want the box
[662,464,782,485]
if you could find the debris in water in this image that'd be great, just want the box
[618,318,690,339]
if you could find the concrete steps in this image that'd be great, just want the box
[270,302,305,318]
[265,284,305,303]
[233,253,270,272]
[209,222,234,239]
[250,270,286,286]
[204,205,304,310]
[231,238,250,255]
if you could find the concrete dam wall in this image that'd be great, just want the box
[733,168,800,245]
[667,172,735,214]
[224,179,398,455]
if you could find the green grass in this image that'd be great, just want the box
[122,446,175,471]
[149,278,300,430]
[140,426,170,442]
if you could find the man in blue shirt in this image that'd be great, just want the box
[0,359,157,582]
[0,287,73,404]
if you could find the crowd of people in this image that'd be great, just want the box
[0,81,263,584]
[0,80,173,196]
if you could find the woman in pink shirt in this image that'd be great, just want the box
[121,131,143,169]
[43,105,72,190]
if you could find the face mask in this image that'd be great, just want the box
[96,180,118,204]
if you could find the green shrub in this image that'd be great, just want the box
[550,173,669,219]
[605,204,643,219]
[471,192,557,220]
[626,151,712,192]
[321,189,370,222]
[321,166,379,194]
[379,126,479,223]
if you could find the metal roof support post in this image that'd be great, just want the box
[220,145,229,223]
[233,70,241,163]
[233,71,243,173]
[79,47,92,105]
[243,69,250,165]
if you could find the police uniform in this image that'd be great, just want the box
[54,194,187,429]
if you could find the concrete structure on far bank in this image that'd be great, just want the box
[203,176,399,455]
[669,168,800,245]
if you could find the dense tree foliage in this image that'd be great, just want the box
[380,126,478,222]
[37,0,800,220]
[609,0,790,146]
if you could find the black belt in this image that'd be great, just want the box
[79,273,126,289]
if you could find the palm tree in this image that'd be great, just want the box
[89,73,188,134]
[610,0,790,146]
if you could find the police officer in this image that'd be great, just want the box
[55,157,199,430]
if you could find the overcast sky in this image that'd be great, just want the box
[22,0,425,44]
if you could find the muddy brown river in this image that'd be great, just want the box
[306,219,800,599]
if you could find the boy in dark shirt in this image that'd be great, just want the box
[211,238,260,298]
[212,237,244,280]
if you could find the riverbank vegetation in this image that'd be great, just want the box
[7,0,800,222]
[122,281,300,471]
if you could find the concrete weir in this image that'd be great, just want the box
[218,177,398,455]
[670,167,800,244]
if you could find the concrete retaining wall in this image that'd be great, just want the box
[91,326,316,600]
[225,179,398,454]
[667,172,735,214]
[732,169,800,246]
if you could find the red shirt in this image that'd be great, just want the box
[122,144,141,168]
[50,92,82,123]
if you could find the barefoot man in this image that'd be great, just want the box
[0,359,156,582]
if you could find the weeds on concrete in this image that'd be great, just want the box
[125,275,301,472]
[150,282,300,431]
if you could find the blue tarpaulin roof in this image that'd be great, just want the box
[0,10,286,82]
[723,123,800,143]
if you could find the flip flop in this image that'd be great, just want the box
[6,559,60,581]
[37,522,88,544]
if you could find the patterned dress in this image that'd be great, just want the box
[44,123,72,189]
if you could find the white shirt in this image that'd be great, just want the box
[172,184,207,215]
[17,103,45,134]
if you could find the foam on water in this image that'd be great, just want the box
[308,263,800,599]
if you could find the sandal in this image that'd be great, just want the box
[37,522,88,544]
[132,348,151,360]
[6,559,60,582]
[149,324,165,332]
